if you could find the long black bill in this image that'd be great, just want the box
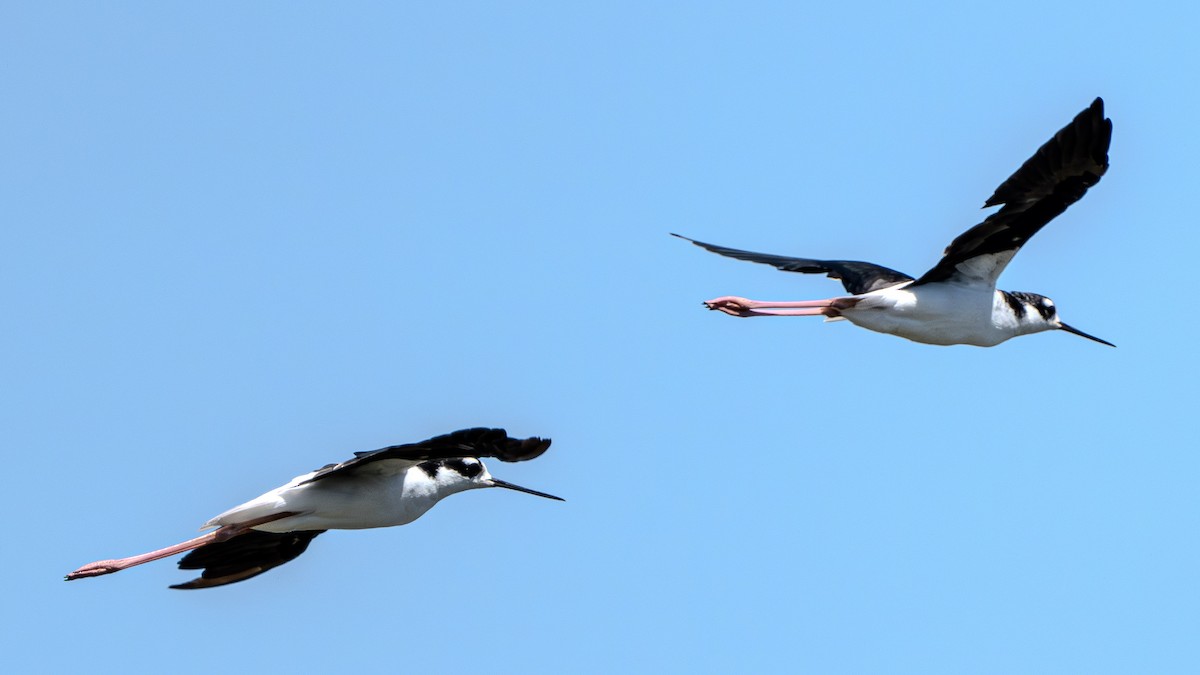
[1059,323,1115,347]
[491,478,565,501]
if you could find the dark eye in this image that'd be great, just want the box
[444,459,483,478]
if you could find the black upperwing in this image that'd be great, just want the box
[911,98,1112,287]
[672,233,913,295]
[298,427,552,486]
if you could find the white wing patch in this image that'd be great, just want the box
[951,250,1018,285]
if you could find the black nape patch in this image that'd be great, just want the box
[417,460,441,479]
[1001,291,1027,318]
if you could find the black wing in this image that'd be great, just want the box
[299,427,552,486]
[171,530,325,590]
[672,233,912,295]
[912,98,1111,287]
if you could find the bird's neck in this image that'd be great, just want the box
[407,472,480,506]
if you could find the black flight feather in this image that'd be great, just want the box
[911,98,1111,286]
[299,427,552,486]
[671,233,913,295]
[170,530,325,590]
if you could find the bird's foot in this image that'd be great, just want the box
[703,296,756,317]
[65,560,121,580]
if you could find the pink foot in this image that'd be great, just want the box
[65,561,122,580]
[703,296,756,317]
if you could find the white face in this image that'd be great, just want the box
[469,459,495,487]
[435,457,492,489]
[430,457,563,501]
[1010,292,1060,334]
[1040,298,1059,322]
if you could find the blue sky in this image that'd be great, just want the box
[4,2,1198,673]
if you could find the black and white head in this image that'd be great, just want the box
[418,458,564,501]
[1003,291,1113,346]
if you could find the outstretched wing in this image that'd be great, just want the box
[672,233,913,295]
[299,427,552,486]
[912,98,1111,287]
[171,530,325,590]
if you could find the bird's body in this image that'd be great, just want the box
[66,427,562,589]
[676,98,1115,348]
[813,282,1056,347]
[837,283,999,347]
[205,464,462,532]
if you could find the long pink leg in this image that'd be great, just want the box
[703,296,838,318]
[65,512,297,581]
[740,307,830,316]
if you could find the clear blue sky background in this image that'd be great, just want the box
[3,2,1197,673]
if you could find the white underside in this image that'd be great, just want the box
[841,282,1027,347]
[202,465,448,532]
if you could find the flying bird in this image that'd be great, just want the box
[66,427,562,589]
[675,98,1114,347]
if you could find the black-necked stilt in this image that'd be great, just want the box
[66,427,562,589]
[675,98,1114,348]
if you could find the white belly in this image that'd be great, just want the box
[205,472,439,532]
[842,284,1012,347]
